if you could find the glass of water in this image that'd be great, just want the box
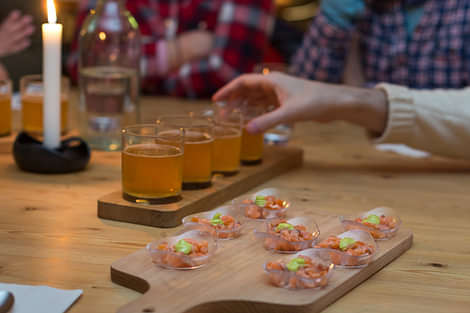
[79,66,137,151]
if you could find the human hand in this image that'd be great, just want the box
[212,72,387,134]
[320,0,366,29]
[0,10,35,58]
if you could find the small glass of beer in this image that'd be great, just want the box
[121,124,184,204]
[20,75,69,135]
[0,80,12,137]
[211,109,242,176]
[158,114,214,190]
[239,105,266,165]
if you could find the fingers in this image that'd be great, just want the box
[8,39,31,55]
[8,14,35,36]
[212,74,267,102]
[246,107,286,134]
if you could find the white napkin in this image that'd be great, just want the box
[375,143,431,158]
[0,283,82,313]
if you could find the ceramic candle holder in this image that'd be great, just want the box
[13,132,91,174]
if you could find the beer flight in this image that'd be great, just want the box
[121,109,265,204]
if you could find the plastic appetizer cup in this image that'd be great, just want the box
[340,207,401,240]
[233,188,290,220]
[182,205,244,240]
[255,216,320,253]
[313,230,377,268]
[264,249,334,289]
[147,229,217,270]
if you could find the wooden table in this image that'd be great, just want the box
[1,95,469,313]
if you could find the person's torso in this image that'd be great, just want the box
[360,0,469,89]
[125,0,221,43]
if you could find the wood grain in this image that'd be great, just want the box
[111,213,412,313]
[97,146,303,227]
[0,94,469,313]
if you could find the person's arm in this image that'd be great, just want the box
[374,83,470,159]
[290,0,366,83]
[162,0,274,98]
[214,72,470,160]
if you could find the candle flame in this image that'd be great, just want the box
[47,0,57,24]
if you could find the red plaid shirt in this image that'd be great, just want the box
[68,0,274,97]
[292,0,470,89]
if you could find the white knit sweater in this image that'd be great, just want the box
[374,83,470,159]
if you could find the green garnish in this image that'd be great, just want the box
[363,214,380,225]
[210,219,224,226]
[174,239,192,255]
[210,213,224,226]
[276,223,295,232]
[286,257,306,272]
[255,195,266,207]
[339,237,356,251]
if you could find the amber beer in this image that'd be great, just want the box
[0,95,11,136]
[122,143,183,203]
[181,130,213,188]
[21,95,69,134]
[213,126,241,175]
[158,115,214,189]
[240,127,264,164]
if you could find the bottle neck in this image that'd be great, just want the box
[96,0,126,15]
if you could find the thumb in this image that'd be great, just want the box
[246,108,286,134]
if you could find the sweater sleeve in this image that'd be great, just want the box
[374,83,470,159]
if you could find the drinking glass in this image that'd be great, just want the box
[0,80,12,137]
[211,109,242,176]
[239,104,266,165]
[158,114,214,189]
[121,124,184,204]
[20,75,69,135]
[80,66,137,151]
[253,63,293,145]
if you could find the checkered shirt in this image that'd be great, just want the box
[291,0,470,89]
[68,0,274,98]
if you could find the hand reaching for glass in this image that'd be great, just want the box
[0,10,35,58]
[212,72,388,135]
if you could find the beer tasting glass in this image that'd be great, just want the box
[20,75,69,135]
[121,124,184,204]
[239,104,265,165]
[158,114,214,189]
[0,80,12,137]
[211,108,242,176]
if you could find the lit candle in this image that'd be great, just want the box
[42,0,62,149]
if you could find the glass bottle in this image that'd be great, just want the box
[78,0,141,151]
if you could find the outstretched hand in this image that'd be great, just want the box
[212,72,388,134]
[0,10,35,58]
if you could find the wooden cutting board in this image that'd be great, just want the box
[111,212,413,313]
[98,146,303,228]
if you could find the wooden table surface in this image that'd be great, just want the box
[0,95,469,313]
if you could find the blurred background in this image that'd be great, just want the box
[0,0,319,90]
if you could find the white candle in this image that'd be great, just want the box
[42,0,62,149]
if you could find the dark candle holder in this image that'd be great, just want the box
[13,132,91,174]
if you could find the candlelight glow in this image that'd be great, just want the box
[47,0,57,24]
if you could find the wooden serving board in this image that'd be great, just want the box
[111,212,413,313]
[98,146,303,228]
